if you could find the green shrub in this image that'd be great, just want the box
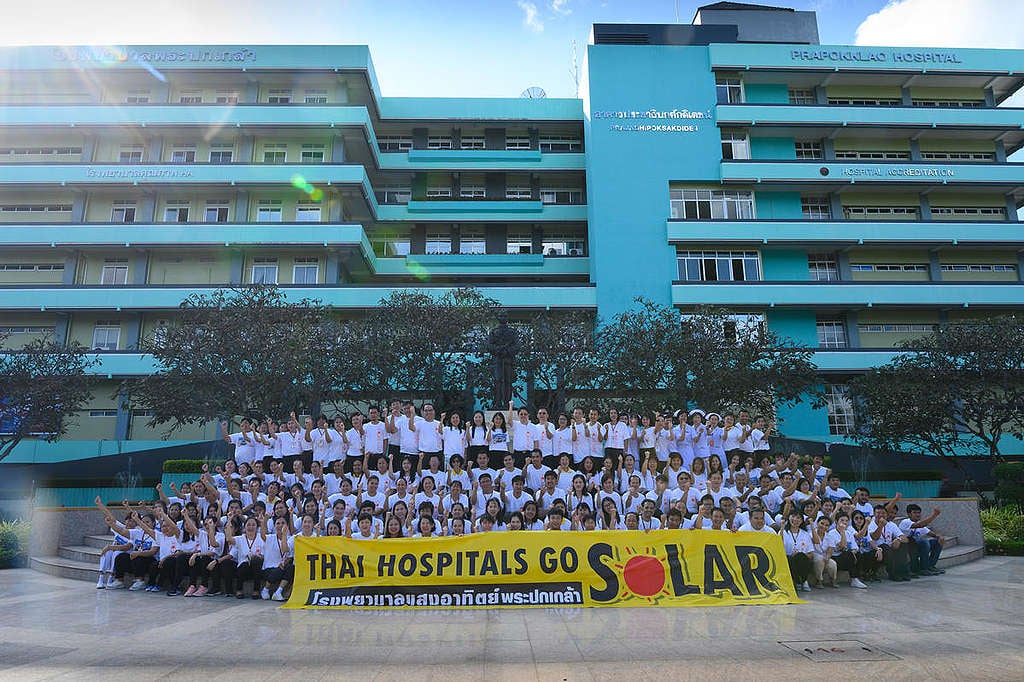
[981,506,1024,544]
[162,459,206,474]
[985,540,1024,556]
[0,519,30,569]
[993,462,1024,508]
[833,470,944,482]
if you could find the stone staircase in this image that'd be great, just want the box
[30,531,986,583]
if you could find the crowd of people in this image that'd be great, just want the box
[91,400,947,602]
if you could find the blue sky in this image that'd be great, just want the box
[0,0,1016,98]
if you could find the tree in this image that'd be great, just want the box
[0,336,97,462]
[594,299,820,421]
[852,315,1024,463]
[127,285,336,432]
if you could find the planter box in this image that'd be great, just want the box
[846,480,942,498]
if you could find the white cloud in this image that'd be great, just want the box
[854,0,1021,49]
[517,0,544,32]
[551,0,571,15]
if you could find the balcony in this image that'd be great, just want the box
[812,349,901,373]
[0,223,370,249]
[373,253,590,277]
[378,201,587,222]
[671,281,1024,308]
[720,160,1024,187]
[0,284,597,311]
[666,219,1024,248]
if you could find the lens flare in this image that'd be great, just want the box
[290,174,324,203]
[406,259,432,282]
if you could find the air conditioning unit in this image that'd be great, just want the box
[569,248,582,256]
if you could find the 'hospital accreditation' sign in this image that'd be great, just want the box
[284,531,801,610]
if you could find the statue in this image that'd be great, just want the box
[486,311,519,407]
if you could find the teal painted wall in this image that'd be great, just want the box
[584,44,722,317]
[743,83,790,104]
[762,249,809,280]
[750,136,796,160]
[755,191,802,219]
[767,309,817,345]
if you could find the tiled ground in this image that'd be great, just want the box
[1,556,1021,680]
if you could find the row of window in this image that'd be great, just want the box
[718,78,990,110]
[374,187,584,205]
[377,135,581,153]
[0,263,64,271]
[372,233,586,257]
[794,141,995,162]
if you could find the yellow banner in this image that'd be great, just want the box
[284,530,801,609]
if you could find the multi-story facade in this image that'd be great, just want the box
[1,2,1022,461]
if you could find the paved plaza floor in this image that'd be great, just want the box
[0,556,1022,680]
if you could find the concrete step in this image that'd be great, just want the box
[943,535,959,548]
[59,545,103,564]
[29,555,100,582]
[937,544,983,569]
[83,534,115,550]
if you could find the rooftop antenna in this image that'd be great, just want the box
[521,86,547,99]
[570,40,580,98]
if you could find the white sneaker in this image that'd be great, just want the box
[260,587,271,600]
[108,580,124,589]
[271,588,285,602]
[800,581,811,592]
[96,578,106,589]
[129,580,146,591]
[851,578,868,589]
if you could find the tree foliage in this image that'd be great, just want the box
[852,315,1024,462]
[0,336,97,461]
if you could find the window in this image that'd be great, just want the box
[459,186,485,199]
[460,136,485,150]
[788,88,816,105]
[715,76,743,104]
[808,253,839,281]
[204,201,229,223]
[267,89,292,104]
[300,144,325,164]
[827,98,900,106]
[506,187,532,200]
[304,89,328,104]
[426,186,452,198]
[111,201,136,223]
[849,263,928,272]
[89,410,119,418]
[677,250,760,281]
[921,151,995,162]
[844,206,919,219]
[0,325,55,335]
[295,204,321,222]
[834,150,910,160]
[293,258,319,284]
[209,145,233,163]
[99,259,128,282]
[669,189,754,220]
[215,90,239,104]
[795,141,823,160]
[178,91,202,104]
[0,204,71,214]
[92,321,121,351]
[505,136,531,150]
[375,186,411,205]
[163,201,189,223]
[931,206,1006,219]
[721,133,750,160]
[825,384,855,436]
[118,146,144,163]
[540,188,584,205]
[858,323,935,333]
[817,318,848,349]
[541,234,585,256]
[263,144,287,163]
[378,136,412,152]
[539,136,582,152]
[0,146,82,159]
[911,99,984,108]
[427,136,453,150]
[0,264,63,272]
[459,230,486,254]
[371,234,411,257]
[170,147,196,163]
[426,232,452,254]
[940,263,1016,272]
[507,231,533,254]
[251,257,278,284]
[801,197,832,220]
[256,200,282,223]
[718,314,765,344]
[124,90,149,104]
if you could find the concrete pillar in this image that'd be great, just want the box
[411,173,427,200]
[909,139,922,161]
[531,225,544,256]
[822,138,835,161]
[928,251,942,282]
[62,252,77,285]
[919,194,932,221]
[328,195,342,222]
[900,87,912,106]
[152,82,170,104]
[451,225,462,254]
[331,135,345,163]
[451,174,461,198]
[484,128,505,151]
[71,192,87,223]
[836,251,852,281]
[814,85,827,104]
[123,315,141,351]
[1018,252,1024,283]
[529,127,540,151]
[132,252,149,285]
[485,224,506,255]
[147,136,163,163]
[938,310,950,330]
[325,252,340,284]
[53,313,70,347]
[245,81,260,104]
[844,311,861,348]
[114,389,130,441]
[829,193,843,221]
[238,135,255,163]
[411,128,428,150]
[984,87,996,107]
[451,127,462,149]
[410,225,426,254]
[530,174,541,200]
[485,173,505,200]
[229,251,244,284]
[1007,195,1019,222]
[994,142,1007,163]
[138,195,156,222]
[234,191,250,222]
[79,135,96,163]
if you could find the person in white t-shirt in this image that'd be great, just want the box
[534,408,556,467]
[899,504,946,576]
[343,413,366,474]
[508,402,538,469]
[603,407,629,468]
[737,508,776,534]
[780,509,814,592]
[222,418,258,468]
[441,412,467,461]
[362,406,389,471]
[824,513,868,588]
[304,415,333,468]
[868,504,911,581]
[417,404,444,461]
[523,449,550,493]
[389,402,424,468]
